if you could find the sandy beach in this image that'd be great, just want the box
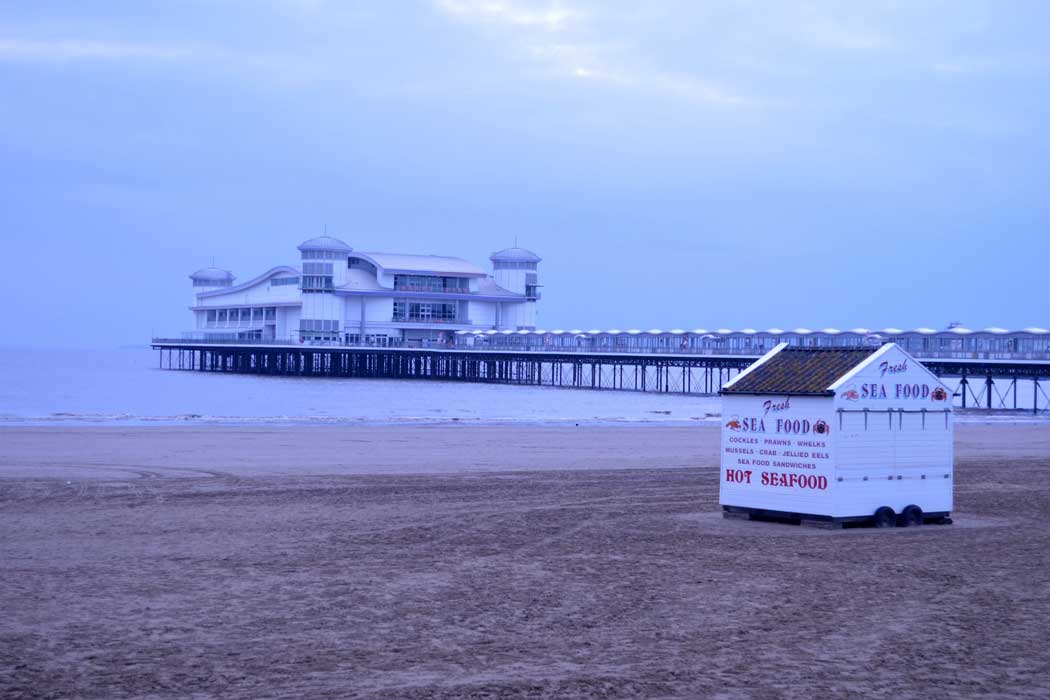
[2,423,1049,699]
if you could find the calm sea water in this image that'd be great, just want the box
[0,348,1042,426]
[0,348,721,426]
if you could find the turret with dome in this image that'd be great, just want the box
[490,244,541,329]
[190,266,235,286]
[189,267,235,305]
[297,235,353,255]
[490,246,542,265]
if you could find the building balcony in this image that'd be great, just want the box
[392,316,473,325]
[205,318,275,328]
[393,284,470,294]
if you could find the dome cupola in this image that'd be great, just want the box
[190,267,235,287]
[297,235,352,255]
[490,247,542,265]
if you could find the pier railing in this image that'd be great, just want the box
[150,337,1050,362]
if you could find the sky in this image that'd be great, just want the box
[1,0,1049,347]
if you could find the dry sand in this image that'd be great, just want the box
[1,423,1049,699]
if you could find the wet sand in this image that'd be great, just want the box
[1,424,1049,699]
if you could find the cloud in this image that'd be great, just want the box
[435,0,584,29]
[0,36,316,88]
[527,41,743,105]
[0,38,190,63]
[797,16,890,52]
[434,1,749,107]
[931,54,1050,77]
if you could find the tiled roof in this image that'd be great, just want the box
[721,347,877,396]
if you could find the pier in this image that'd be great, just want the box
[151,341,752,395]
[151,339,1050,413]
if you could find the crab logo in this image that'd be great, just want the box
[841,385,860,402]
[931,386,949,402]
[725,416,742,431]
[813,420,830,435]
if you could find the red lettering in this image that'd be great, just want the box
[725,469,753,484]
[758,472,830,490]
[895,383,924,399]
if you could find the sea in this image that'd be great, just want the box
[0,348,1043,427]
[0,348,721,427]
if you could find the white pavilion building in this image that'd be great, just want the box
[187,236,541,346]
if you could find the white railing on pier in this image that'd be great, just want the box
[150,337,1050,362]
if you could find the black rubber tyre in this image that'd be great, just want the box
[900,505,923,527]
[873,507,896,528]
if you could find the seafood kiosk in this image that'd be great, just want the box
[719,343,953,527]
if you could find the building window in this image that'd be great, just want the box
[301,275,334,291]
[302,250,342,261]
[393,275,469,293]
[393,301,458,322]
[299,319,340,332]
[348,257,377,274]
[270,276,299,287]
[265,307,276,321]
[493,261,537,270]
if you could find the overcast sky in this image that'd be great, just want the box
[2,0,1048,347]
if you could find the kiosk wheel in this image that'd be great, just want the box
[900,505,923,527]
[873,507,896,529]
